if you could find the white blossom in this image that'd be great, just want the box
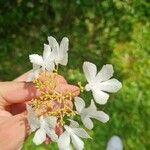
[106,136,123,150]
[26,105,58,145]
[83,61,122,104]
[28,36,69,81]
[74,97,109,130]
[58,120,90,150]
[28,43,55,81]
[48,36,69,67]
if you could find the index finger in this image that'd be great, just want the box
[13,71,32,82]
[0,82,40,107]
[14,71,68,85]
[55,84,80,96]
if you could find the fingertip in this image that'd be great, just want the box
[0,81,41,106]
[70,85,80,96]
[56,75,67,84]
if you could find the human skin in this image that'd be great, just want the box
[0,72,80,150]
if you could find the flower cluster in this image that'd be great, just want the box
[27,36,122,150]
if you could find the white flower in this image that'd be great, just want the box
[74,97,109,130]
[28,36,69,81]
[28,43,55,80]
[48,36,69,66]
[58,120,91,150]
[83,61,122,104]
[26,105,58,145]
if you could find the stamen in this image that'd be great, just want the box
[30,72,76,125]
[77,81,85,92]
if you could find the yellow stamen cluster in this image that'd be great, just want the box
[77,81,85,92]
[33,72,57,91]
[31,72,76,125]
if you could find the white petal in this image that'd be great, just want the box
[72,128,91,139]
[98,78,122,93]
[48,36,59,49]
[45,128,58,142]
[26,70,38,82]
[29,54,44,66]
[48,36,59,59]
[88,99,97,111]
[39,117,46,127]
[83,61,97,83]
[58,131,70,150]
[26,105,40,132]
[95,64,114,82]
[60,37,69,53]
[59,53,68,66]
[33,63,41,70]
[45,62,55,72]
[92,88,109,105]
[74,97,85,114]
[45,61,55,71]
[45,116,57,129]
[43,44,55,71]
[33,128,46,145]
[60,145,72,150]
[81,117,93,130]
[90,111,109,123]
[69,119,79,128]
[71,134,84,150]
[43,44,51,60]
[106,136,123,150]
[58,37,69,65]
[27,66,41,82]
[34,69,41,78]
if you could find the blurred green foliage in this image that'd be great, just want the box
[0,0,149,150]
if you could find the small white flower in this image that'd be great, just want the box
[28,36,69,81]
[58,119,90,150]
[28,43,55,80]
[48,36,69,66]
[74,97,109,130]
[83,61,122,104]
[26,105,58,145]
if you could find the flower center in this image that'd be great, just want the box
[30,72,76,125]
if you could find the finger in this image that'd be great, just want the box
[0,82,40,107]
[10,103,27,115]
[55,126,63,136]
[44,136,51,145]
[55,75,67,84]
[0,113,28,150]
[0,110,12,117]
[13,71,32,82]
[14,71,68,85]
[55,84,80,96]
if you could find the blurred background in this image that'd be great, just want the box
[0,0,149,150]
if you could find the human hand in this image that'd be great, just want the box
[0,72,80,150]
